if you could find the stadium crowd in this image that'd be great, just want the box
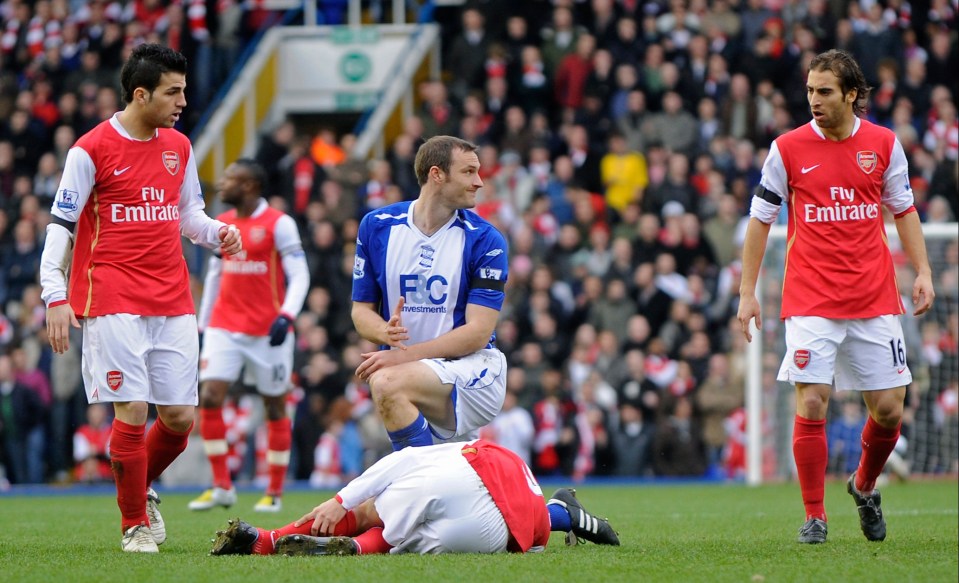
[0,0,957,489]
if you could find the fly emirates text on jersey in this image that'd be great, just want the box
[110,187,180,223]
[804,187,880,224]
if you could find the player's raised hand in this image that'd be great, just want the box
[737,294,762,343]
[384,296,409,349]
[47,303,80,354]
[218,224,242,256]
[912,271,935,316]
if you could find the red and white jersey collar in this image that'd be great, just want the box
[810,116,861,140]
[108,112,160,141]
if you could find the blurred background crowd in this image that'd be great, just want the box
[0,0,956,490]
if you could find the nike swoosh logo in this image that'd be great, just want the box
[897,367,906,374]
[114,166,132,176]
[801,164,820,174]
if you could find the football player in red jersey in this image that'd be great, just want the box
[39,44,242,553]
[738,49,934,544]
[208,439,619,557]
[189,159,309,514]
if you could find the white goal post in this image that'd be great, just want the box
[746,221,959,485]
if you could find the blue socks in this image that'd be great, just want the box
[387,413,433,451]
[547,502,572,532]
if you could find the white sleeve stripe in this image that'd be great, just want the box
[881,138,915,215]
[758,141,788,203]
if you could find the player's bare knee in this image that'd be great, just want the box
[263,396,287,421]
[158,406,195,432]
[871,405,903,428]
[369,369,407,407]
[199,381,228,409]
[801,396,828,418]
[198,392,221,409]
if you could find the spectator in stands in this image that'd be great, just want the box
[651,393,707,477]
[611,401,655,477]
[0,351,47,484]
[600,131,647,218]
[554,33,595,119]
[2,218,41,310]
[511,45,551,119]
[694,353,744,469]
[644,153,699,218]
[563,124,602,194]
[540,5,583,80]
[827,397,867,478]
[642,90,700,158]
[73,402,113,483]
[486,388,535,467]
[446,8,489,103]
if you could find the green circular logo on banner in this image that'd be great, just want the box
[340,52,372,83]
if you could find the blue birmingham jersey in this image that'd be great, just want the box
[352,200,509,348]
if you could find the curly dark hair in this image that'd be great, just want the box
[809,49,872,117]
[119,43,188,104]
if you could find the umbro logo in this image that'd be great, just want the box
[114,166,132,176]
[801,164,821,174]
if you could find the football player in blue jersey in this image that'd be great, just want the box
[350,135,510,451]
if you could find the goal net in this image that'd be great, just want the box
[745,221,959,485]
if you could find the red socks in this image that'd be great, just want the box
[793,415,828,521]
[354,527,392,554]
[856,417,901,494]
[110,419,148,531]
[145,417,193,486]
[266,418,291,496]
[200,407,232,489]
[252,527,281,555]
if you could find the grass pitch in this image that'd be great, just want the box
[0,478,956,583]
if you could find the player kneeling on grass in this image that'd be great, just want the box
[209,440,620,556]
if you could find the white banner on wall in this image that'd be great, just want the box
[278,27,411,112]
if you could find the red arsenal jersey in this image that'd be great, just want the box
[208,205,287,335]
[756,119,914,319]
[57,118,206,317]
[462,440,551,553]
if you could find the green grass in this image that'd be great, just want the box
[1,479,956,583]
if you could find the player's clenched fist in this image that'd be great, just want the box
[218,224,242,255]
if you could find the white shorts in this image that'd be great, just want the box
[374,443,509,554]
[778,315,913,391]
[422,348,507,441]
[199,327,293,396]
[81,314,199,405]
